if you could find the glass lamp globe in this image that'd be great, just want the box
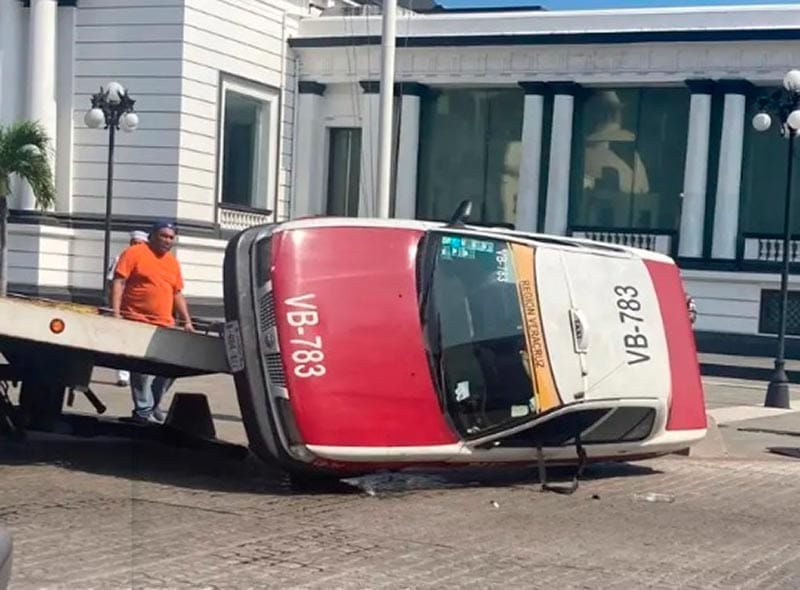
[787,109,800,131]
[784,70,800,93]
[105,81,125,104]
[752,112,772,132]
[121,112,139,132]
[84,108,105,129]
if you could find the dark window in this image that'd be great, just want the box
[221,89,272,209]
[326,127,362,217]
[416,88,524,225]
[741,87,800,236]
[570,87,690,231]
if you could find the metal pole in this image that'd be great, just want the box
[376,0,397,219]
[765,127,795,408]
[101,123,116,298]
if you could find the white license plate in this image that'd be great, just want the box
[223,320,245,373]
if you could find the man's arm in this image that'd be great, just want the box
[110,277,125,318]
[106,256,120,305]
[174,291,194,332]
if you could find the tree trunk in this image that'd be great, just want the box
[0,191,8,298]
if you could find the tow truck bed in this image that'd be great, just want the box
[0,295,233,433]
[0,295,230,377]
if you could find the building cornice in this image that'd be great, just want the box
[716,78,755,95]
[291,28,800,49]
[685,78,716,95]
[359,81,430,96]
[518,81,548,95]
[298,81,327,96]
[21,1,78,6]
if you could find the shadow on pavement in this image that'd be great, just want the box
[701,362,800,383]
[343,461,662,497]
[0,420,664,499]
[769,447,800,459]
[0,431,307,495]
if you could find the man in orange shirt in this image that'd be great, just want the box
[111,220,194,422]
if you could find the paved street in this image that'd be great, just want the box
[2,359,800,589]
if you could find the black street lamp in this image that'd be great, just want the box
[84,81,139,296]
[752,69,800,409]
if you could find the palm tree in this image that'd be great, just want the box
[0,121,55,297]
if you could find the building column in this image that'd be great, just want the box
[678,79,715,258]
[55,3,76,213]
[0,0,25,126]
[394,83,425,219]
[358,81,382,218]
[711,80,752,259]
[543,82,580,236]
[516,82,547,232]
[292,81,327,218]
[22,0,58,210]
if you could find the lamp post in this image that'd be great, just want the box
[752,69,800,409]
[84,81,139,296]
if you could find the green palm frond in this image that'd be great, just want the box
[0,120,55,209]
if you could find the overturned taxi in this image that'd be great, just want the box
[223,205,706,480]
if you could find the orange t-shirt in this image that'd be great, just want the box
[114,243,184,327]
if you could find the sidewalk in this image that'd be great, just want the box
[699,352,800,460]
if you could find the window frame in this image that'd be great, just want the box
[216,74,280,216]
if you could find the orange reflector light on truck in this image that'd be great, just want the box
[49,318,65,334]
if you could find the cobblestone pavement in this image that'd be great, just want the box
[2,433,800,590]
[3,368,800,588]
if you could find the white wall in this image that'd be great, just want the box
[8,224,137,291]
[681,270,800,336]
[174,235,225,299]
[71,0,186,220]
[178,0,300,224]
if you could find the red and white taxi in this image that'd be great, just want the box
[223,210,706,479]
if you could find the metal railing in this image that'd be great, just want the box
[218,204,273,232]
[569,228,675,256]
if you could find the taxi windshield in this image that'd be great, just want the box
[419,232,537,438]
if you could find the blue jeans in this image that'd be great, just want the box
[130,373,174,419]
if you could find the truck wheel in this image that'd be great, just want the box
[18,378,67,433]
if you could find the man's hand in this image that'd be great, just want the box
[174,292,194,332]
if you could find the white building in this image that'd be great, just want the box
[2,0,800,352]
[0,0,305,316]
[290,3,800,354]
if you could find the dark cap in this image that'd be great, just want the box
[151,219,177,234]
